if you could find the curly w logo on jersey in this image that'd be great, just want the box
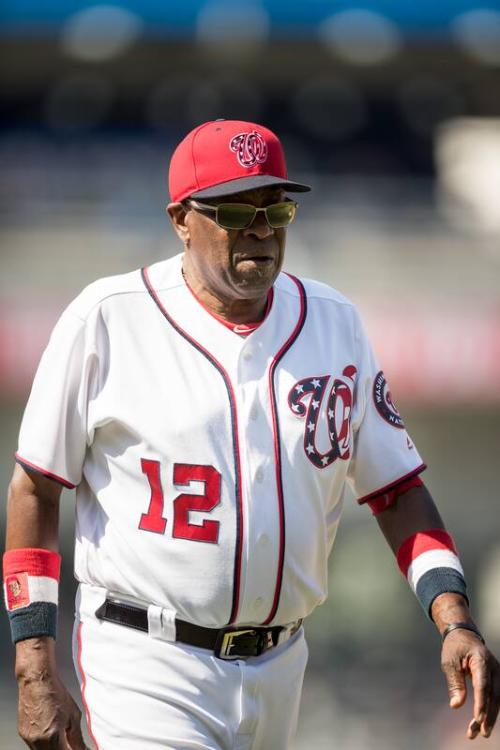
[229,130,268,168]
[288,366,357,469]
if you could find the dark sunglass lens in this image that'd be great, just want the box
[217,204,256,229]
[266,202,296,228]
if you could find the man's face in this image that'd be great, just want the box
[175,186,289,302]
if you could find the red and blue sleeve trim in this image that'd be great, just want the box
[367,475,424,515]
[357,463,427,505]
[15,453,76,489]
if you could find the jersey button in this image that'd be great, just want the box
[250,406,259,420]
[243,349,253,361]
[257,533,269,547]
[255,467,264,483]
[254,597,264,611]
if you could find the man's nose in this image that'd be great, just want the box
[243,211,274,239]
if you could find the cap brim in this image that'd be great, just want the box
[189,175,311,200]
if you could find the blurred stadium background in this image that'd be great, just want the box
[1,1,500,748]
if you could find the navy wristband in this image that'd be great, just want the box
[416,568,468,620]
[8,601,58,643]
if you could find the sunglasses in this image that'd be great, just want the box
[186,199,298,230]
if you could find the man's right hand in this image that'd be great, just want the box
[15,637,86,750]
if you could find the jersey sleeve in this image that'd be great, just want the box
[16,308,98,489]
[347,308,426,504]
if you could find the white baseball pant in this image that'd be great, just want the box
[73,584,308,750]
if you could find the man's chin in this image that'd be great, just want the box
[232,264,278,295]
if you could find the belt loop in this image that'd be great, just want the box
[276,619,302,646]
[147,605,176,642]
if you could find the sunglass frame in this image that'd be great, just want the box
[186,199,298,230]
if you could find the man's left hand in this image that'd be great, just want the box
[441,629,500,739]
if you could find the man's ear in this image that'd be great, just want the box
[167,202,190,244]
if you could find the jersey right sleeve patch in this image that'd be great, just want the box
[372,370,405,429]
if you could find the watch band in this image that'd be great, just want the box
[441,621,485,645]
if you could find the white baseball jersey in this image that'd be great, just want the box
[17,252,425,628]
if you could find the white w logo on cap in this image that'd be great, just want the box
[229,130,268,168]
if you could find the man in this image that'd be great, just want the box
[4,119,499,749]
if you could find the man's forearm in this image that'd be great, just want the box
[6,464,62,551]
[15,636,57,678]
[431,592,477,636]
[375,483,444,553]
[5,464,63,663]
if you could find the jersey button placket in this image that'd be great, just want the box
[236,345,279,624]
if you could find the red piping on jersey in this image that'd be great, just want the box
[76,622,101,750]
[15,453,76,489]
[357,463,427,505]
[263,273,307,626]
[141,266,244,625]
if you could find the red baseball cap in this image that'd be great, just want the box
[168,119,311,203]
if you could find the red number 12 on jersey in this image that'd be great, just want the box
[139,459,221,544]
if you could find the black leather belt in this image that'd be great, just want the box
[95,598,302,660]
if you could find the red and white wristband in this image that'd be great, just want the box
[396,529,468,619]
[3,548,61,643]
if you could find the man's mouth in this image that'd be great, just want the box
[235,253,274,264]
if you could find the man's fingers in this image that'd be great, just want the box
[481,670,500,739]
[467,718,480,740]
[65,712,87,750]
[442,635,499,739]
[64,729,86,750]
[442,660,467,708]
[19,729,66,749]
[470,653,490,724]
